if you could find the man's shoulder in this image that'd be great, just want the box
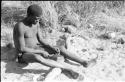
[15,21,25,29]
[15,21,24,27]
[14,22,25,33]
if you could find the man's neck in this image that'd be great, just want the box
[32,23,39,27]
[23,17,33,27]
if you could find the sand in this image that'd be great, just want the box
[1,35,125,82]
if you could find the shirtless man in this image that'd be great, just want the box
[13,4,83,77]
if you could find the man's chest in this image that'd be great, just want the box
[24,27,38,38]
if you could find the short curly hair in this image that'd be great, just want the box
[27,4,42,17]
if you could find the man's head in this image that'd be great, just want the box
[27,4,42,24]
[27,4,42,17]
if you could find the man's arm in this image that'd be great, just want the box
[16,23,49,55]
[37,27,59,53]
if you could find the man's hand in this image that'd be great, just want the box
[52,47,60,54]
[41,51,50,58]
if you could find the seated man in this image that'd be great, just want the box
[13,4,81,78]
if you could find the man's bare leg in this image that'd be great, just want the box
[21,53,79,73]
[59,46,96,67]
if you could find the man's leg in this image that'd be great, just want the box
[59,46,95,67]
[21,53,79,73]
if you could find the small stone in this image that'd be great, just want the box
[96,47,104,51]
[81,49,87,52]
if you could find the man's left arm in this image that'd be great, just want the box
[37,27,59,53]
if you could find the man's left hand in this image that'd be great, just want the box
[53,47,60,54]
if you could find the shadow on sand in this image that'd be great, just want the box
[1,46,82,80]
[1,46,50,75]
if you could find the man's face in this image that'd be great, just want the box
[29,16,41,24]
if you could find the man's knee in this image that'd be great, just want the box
[22,53,41,63]
[57,55,65,62]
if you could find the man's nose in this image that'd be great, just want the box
[35,19,40,22]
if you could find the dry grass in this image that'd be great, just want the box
[1,24,14,47]
[1,0,125,63]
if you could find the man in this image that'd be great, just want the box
[13,4,82,78]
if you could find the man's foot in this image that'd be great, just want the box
[86,59,97,68]
[82,55,97,68]
[82,61,88,67]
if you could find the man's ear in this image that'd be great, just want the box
[39,19,46,27]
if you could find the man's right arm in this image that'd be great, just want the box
[16,23,49,55]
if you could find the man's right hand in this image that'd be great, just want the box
[41,51,50,58]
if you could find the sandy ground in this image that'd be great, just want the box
[1,33,125,82]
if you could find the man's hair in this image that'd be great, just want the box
[27,4,42,17]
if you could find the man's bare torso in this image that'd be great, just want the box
[24,24,39,48]
[13,21,40,51]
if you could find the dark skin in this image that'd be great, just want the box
[13,14,81,74]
